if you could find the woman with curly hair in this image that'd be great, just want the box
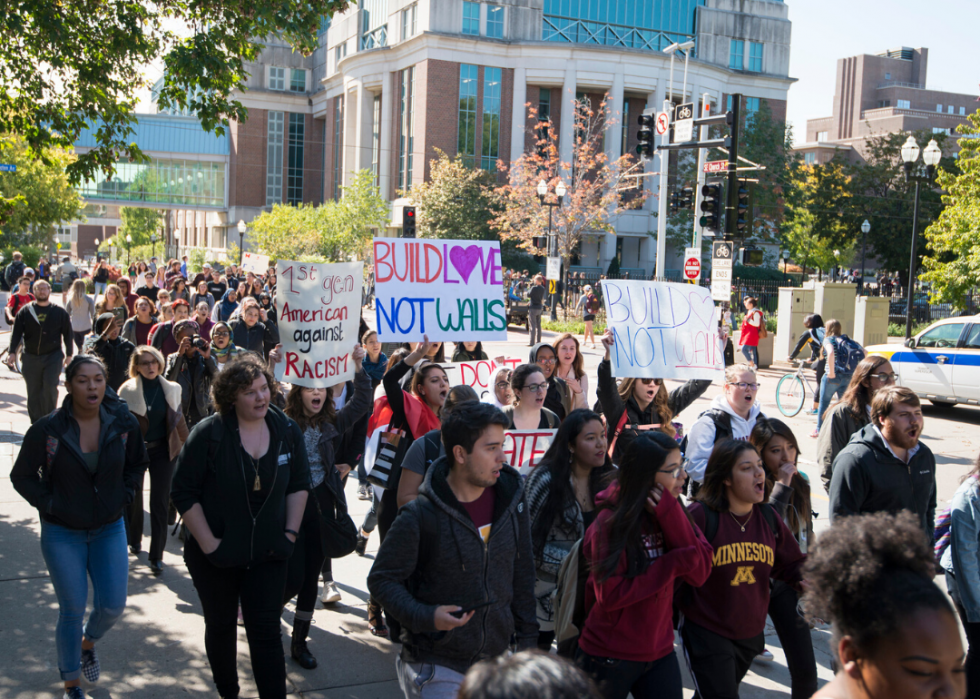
[171,354,310,699]
[806,511,966,699]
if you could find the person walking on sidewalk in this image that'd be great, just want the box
[10,355,149,699]
[528,274,546,346]
[368,401,539,699]
[737,297,764,370]
[7,279,74,422]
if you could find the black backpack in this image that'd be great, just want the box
[679,408,732,458]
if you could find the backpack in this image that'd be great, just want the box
[552,538,589,658]
[586,294,600,314]
[385,494,440,644]
[829,334,866,374]
[757,311,768,340]
[934,507,952,562]
[679,408,732,458]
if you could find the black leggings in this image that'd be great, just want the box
[284,485,326,620]
[813,358,826,407]
[184,536,288,698]
[768,581,818,699]
[575,648,683,699]
[948,572,980,698]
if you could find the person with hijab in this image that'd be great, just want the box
[212,288,240,323]
[209,321,243,372]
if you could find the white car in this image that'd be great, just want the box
[863,315,980,408]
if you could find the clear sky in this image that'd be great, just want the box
[786,0,980,145]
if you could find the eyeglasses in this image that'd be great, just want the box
[536,357,556,365]
[640,378,663,386]
[212,331,230,338]
[870,372,898,383]
[523,382,549,393]
[138,360,159,368]
[495,382,511,389]
[658,466,686,479]
[727,382,760,391]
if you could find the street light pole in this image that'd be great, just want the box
[900,136,941,341]
[859,219,870,295]
[537,178,566,322]
[237,219,247,265]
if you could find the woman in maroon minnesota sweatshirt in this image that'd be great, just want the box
[680,439,807,699]
[576,431,713,699]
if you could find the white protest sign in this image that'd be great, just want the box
[373,238,507,342]
[602,279,724,381]
[439,357,522,400]
[241,251,271,275]
[276,260,363,387]
[504,429,557,476]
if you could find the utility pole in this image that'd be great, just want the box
[692,92,711,250]
[725,93,742,240]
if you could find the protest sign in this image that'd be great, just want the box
[276,260,363,386]
[602,279,723,380]
[241,251,271,275]
[440,357,522,400]
[504,429,557,476]
[373,238,507,342]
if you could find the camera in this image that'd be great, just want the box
[191,335,209,351]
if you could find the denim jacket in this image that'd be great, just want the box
[942,476,980,623]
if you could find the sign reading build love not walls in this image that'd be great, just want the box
[373,238,508,342]
[276,260,363,386]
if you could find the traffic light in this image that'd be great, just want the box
[679,187,694,211]
[402,206,416,238]
[735,180,752,236]
[532,236,548,249]
[636,109,656,159]
[669,191,680,214]
[699,181,723,235]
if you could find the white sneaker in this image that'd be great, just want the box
[321,580,341,605]
[755,648,774,662]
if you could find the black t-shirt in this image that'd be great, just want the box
[138,286,160,303]
[207,281,227,299]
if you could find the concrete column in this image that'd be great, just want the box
[379,71,394,200]
[355,84,375,173]
[343,81,359,187]
[511,67,527,164]
[606,69,624,163]
[559,62,576,181]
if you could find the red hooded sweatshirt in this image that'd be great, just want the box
[578,482,714,662]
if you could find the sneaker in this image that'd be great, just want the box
[357,481,371,501]
[755,648,774,663]
[321,580,341,605]
[64,687,85,699]
[80,646,100,682]
[809,428,820,439]
[355,533,369,557]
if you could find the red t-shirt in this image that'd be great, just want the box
[461,488,496,542]
[6,293,34,318]
[739,309,763,347]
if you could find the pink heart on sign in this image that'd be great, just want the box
[449,245,482,284]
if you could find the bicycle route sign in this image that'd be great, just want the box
[711,241,734,301]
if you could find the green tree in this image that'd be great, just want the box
[327,169,390,260]
[2,0,354,185]
[920,112,980,307]
[250,204,327,262]
[403,149,500,240]
[118,207,162,248]
[0,135,83,249]
[739,100,799,238]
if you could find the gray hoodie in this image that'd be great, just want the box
[685,393,765,482]
[367,455,538,673]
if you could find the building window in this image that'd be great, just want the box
[399,66,416,190]
[729,40,744,70]
[289,69,306,93]
[402,3,417,40]
[961,106,967,116]
[269,67,285,91]
[335,42,347,71]
[481,67,501,171]
[621,100,631,156]
[538,88,551,121]
[897,99,910,109]
[287,113,305,205]
[885,72,891,80]
[933,127,951,135]
[748,42,763,72]
[948,105,955,114]
[462,1,480,35]
[332,96,343,200]
[804,152,816,165]
[266,111,284,206]
[745,97,760,118]
[486,5,504,38]
[458,64,478,166]
[361,0,388,49]
[372,94,381,180]
[937,104,943,113]
[816,131,828,142]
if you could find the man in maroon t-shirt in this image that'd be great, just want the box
[5,277,35,326]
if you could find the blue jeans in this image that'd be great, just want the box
[741,344,759,367]
[94,281,108,296]
[817,373,852,431]
[40,517,128,681]
[396,656,466,699]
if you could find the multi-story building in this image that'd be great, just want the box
[795,47,975,166]
[73,0,794,275]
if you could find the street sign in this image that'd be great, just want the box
[672,102,695,143]
[684,247,701,281]
[711,241,734,301]
[655,111,670,135]
[711,280,730,302]
[712,241,734,268]
[703,160,728,174]
[0,164,15,173]
[712,266,732,282]
[546,256,561,281]
[548,279,557,294]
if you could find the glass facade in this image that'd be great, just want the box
[78,159,226,208]
[458,64,478,166]
[361,0,388,48]
[729,40,743,69]
[266,111,284,206]
[481,67,501,171]
[748,42,763,72]
[463,2,480,35]
[543,0,704,52]
[399,67,416,190]
[487,5,504,38]
[287,113,305,204]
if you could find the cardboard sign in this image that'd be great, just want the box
[504,429,557,476]
[276,260,363,387]
[602,280,723,381]
[440,357,522,400]
[241,251,271,275]
[373,238,507,342]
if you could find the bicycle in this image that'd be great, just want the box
[0,330,22,374]
[775,359,818,417]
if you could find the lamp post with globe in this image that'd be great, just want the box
[900,137,941,341]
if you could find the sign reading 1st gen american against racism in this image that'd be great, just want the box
[373,238,508,342]
[275,260,363,386]
[603,279,724,381]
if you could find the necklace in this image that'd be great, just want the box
[729,508,754,532]
[245,451,261,491]
[142,378,161,410]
